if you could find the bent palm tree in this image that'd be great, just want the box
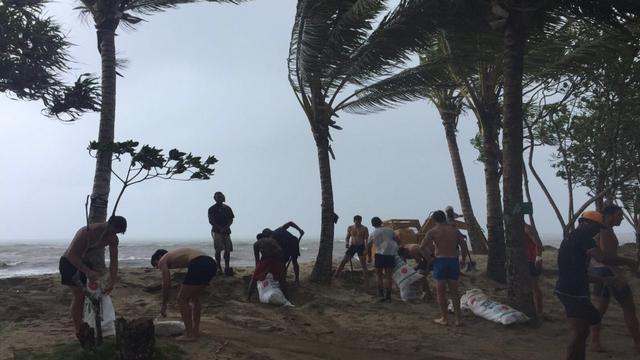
[288,0,436,282]
[77,0,245,270]
[341,39,490,255]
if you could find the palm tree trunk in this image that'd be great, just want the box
[502,14,535,317]
[479,107,506,283]
[86,25,117,273]
[441,112,488,254]
[310,130,335,283]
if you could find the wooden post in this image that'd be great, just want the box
[115,318,155,360]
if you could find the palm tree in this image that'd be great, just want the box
[491,0,640,315]
[288,0,436,282]
[1,0,99,119]
[339,38,489,255]
[77,0,245,271]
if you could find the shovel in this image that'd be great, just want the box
[466,253,478,272]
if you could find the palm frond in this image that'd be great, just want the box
[338,58,459,114]
[124,0,248,15]
[340,0,491,90]
[319,0,387,91]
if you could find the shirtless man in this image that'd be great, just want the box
[151,248,217,340]
[59,215,127,337]
[398,243,432,298]
[590,204,640,353]
[334,215,369,279]
[421,210,468,326]
[249,232,287,301]
[258,222,304,284]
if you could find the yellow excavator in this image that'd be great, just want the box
[382,217,468,246]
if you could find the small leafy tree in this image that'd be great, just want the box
[0,0,99,120]
[88,140,217,216]
[82,140,216,345]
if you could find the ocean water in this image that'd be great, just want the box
[1,233,633,279]
[0,239,346,279]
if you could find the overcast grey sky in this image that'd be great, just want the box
[0,0,627,244]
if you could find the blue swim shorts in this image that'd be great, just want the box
[431,257,460,281]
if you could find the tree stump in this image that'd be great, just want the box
[115,317,155,360]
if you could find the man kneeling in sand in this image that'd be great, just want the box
[422,210,467,326]
[151,248,217,340]
[59,215,127,338]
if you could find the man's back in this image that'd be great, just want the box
[163,248,207,269]
[370,227,398,255]
[425,224,461,257]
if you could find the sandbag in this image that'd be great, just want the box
[154,320,185,337]
[460,289,529,325]
[257,273,294,307]
[83,293,116,336]
[393,256,424,302]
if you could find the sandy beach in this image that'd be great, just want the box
[2,245,640,359]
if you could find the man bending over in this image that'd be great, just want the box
[151,248,217,340]
[59,216,127,338]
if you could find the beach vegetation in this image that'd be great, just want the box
[0,0,99,120]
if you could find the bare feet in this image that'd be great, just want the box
[433,318,448,326]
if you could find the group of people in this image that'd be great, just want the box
[56,192,640,356]
[334,211,471,326]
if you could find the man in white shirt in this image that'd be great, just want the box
[365,217,399,301]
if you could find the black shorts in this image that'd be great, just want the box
[282,242,300,262]
[183,256,217,286]
[345,244,365,258]
[590,267,633,302]
[278,235,300,261]
[374,254,395,269]
[556,292,601,325]
[529,261,542,277]
[59,256,87,287]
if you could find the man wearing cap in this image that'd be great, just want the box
[555,211,637,360]
[590,204,640,353]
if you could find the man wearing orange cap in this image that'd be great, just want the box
[590,204,640,353]
[555,211,638,360]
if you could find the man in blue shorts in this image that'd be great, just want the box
[421,210,468,326]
